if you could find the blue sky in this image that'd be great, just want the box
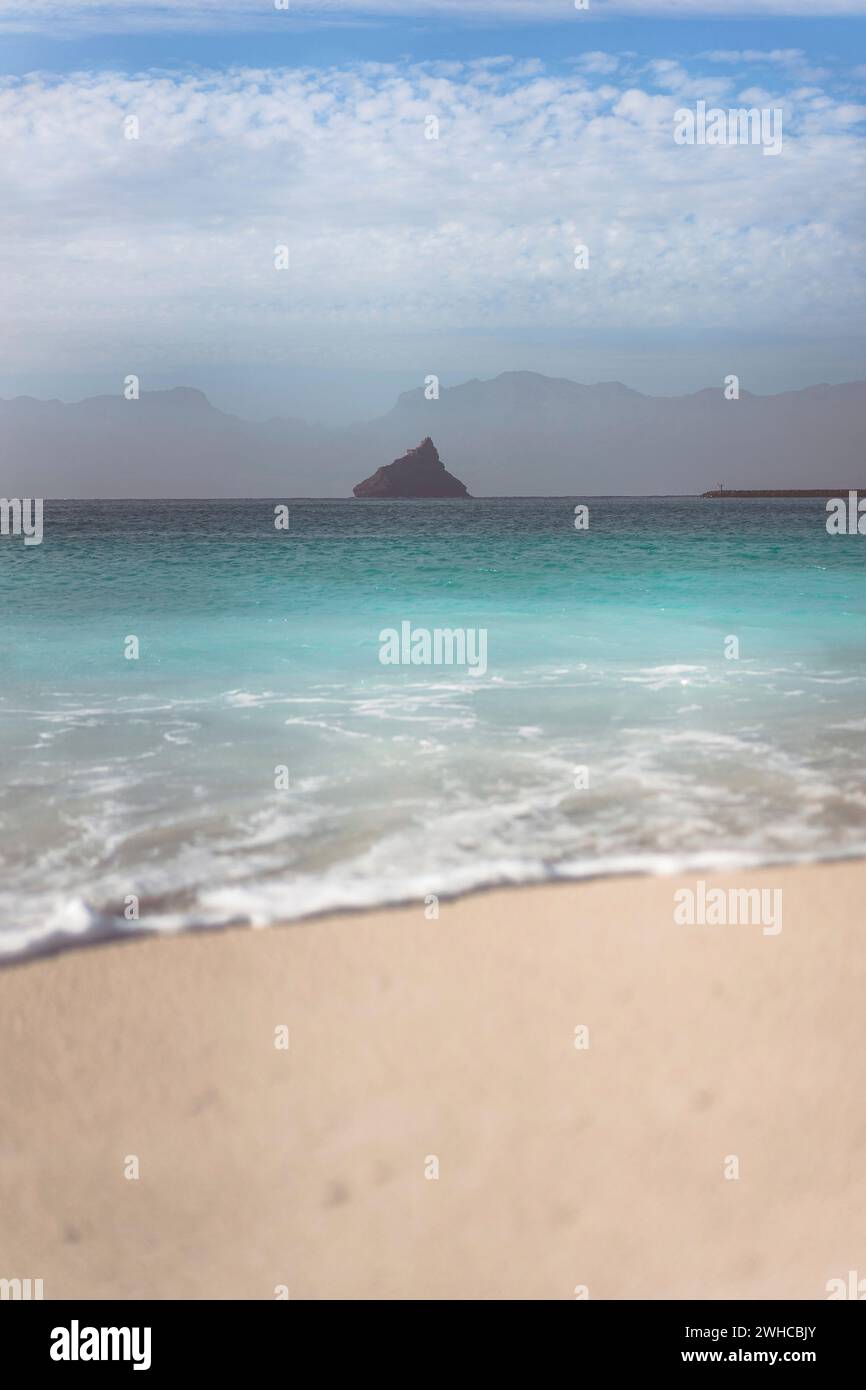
[2,2,866,421]
[4,5,866,80]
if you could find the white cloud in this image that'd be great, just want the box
[698,49,831,81]
[0,58,864,375]
[572,53,621,76]
[702,50,807,64]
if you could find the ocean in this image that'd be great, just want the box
[1,495,864,958]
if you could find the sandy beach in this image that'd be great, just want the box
[2,861,865,1301]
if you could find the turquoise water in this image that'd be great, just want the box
[1,497,865,957]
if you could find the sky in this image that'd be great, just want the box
[1,1,865,422]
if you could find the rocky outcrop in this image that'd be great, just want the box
[352,437,470,498]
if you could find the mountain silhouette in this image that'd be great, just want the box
[2,371,865,497]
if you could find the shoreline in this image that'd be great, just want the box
[2,860,865,1299]
[1,839,866,973]
[5,847,866,970]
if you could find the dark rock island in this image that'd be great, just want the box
[353,437,471,499]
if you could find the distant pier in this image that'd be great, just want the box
[702,488,859,499]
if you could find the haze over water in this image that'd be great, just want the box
[1,495,864,958]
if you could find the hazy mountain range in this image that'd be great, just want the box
[2,372,864,498]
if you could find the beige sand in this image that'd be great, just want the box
[2,862,865,1301]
